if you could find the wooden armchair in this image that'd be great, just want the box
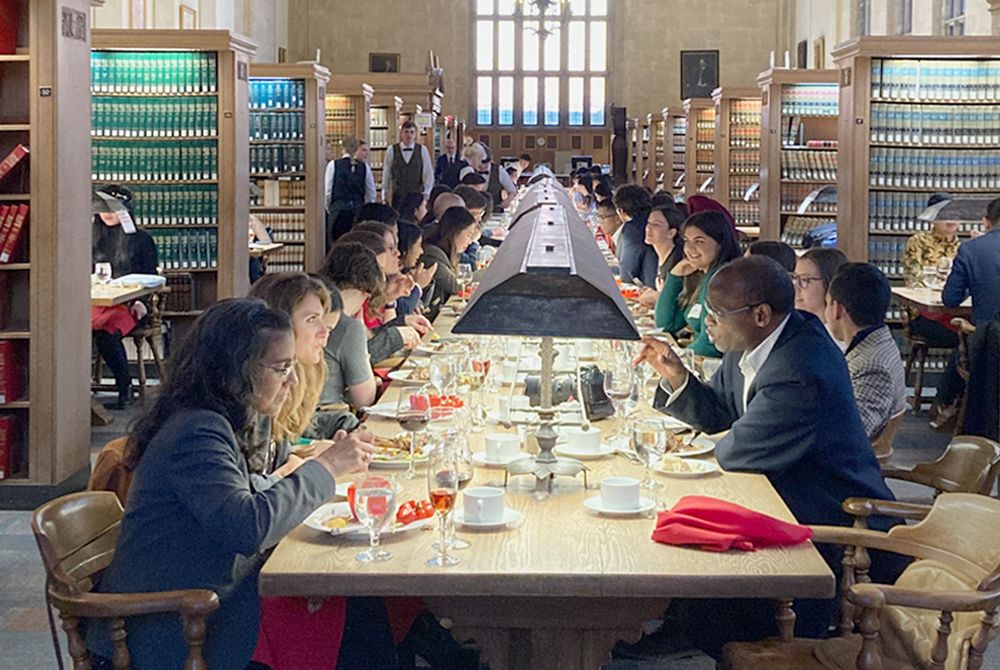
[31,491,218,670]
[872,409,906,465]
[952,318,977,436]
[722,493,1000,670]
[879,435,1000,497]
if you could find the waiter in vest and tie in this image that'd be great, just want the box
[381,120,434,209]
[325,135,376,250]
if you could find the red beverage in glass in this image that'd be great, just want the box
[429,488,456,512]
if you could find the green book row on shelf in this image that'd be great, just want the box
[868,236,909,278]
[869,148,1000,190]
[91,51,218,94]
[92,141,218,182]
[129,185,218,226]
[92,96,218,139]
[250,79,305,110]
[870,103,1000,145]
[250,113,304,141]
[250,145,305,175]
[871,59,1000,102]
[149,228,218,270]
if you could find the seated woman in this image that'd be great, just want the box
[396,191,428,226]
[420,206,480,314]
[638,197,686,309]
[793,247,849,320]
[396,222,437,316]
[654,211,741,357]
[91,184,158,408]
[86,299,374,670]
[612,185,659,287]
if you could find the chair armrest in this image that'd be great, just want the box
[50,587,219,620]
[951,318,976,336]
[849,582,1000,614]
[843,497,932,522]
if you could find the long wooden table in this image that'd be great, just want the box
[90,283,162,307]
[259,316,835,670]
[892,286,972,317]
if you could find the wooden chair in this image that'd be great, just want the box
[721,493,1000,670]
[902,308,932,415]
[872,409,906,465]
[92,290,168,401]
[879,435,1000,498]
[87,437,133,505]
[31,491,218,670]
[952,317,977,437]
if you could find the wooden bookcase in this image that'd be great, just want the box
[683,97,716,198]
[0,0,92,507]
[324,76,373,151]
[758,68,840,245]
[369,94,401,204]
[713,87,762,234]
[663,108,687,194]
[639,116,652,188]
[649,113,664,189]
[833,36,1000,264]
[91,30,256,319]
[249,62,330,274]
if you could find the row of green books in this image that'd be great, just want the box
[250,79,306,110]
[92,141,218,182]
[869,148,1000,191]
[250,145,305,176]
[250,112,305,142]
[92,97,218,139]
[91,51,218,94]
[870,103,1000,146]
[128,185,218,226]
[148,228,219,271]
[871,58,1000,102]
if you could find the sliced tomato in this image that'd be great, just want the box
[396,499,435,525]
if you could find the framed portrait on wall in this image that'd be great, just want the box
[369,53,400,73]
[179,4,197,30]
[680,50,719,99]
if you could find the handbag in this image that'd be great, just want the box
[522,365,615,420]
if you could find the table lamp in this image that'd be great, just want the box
[918,197,993,229]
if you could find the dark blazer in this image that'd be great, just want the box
[436,155,468,188]
[88,409,336,670]
[615,215,659,287]
[943,227,1000,326]
[654,310,897,529]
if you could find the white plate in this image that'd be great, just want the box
[472,451,532,468]
[582,497,657,516]
[304,502,431,536]
[553,444,615,460]
[659,415,694,432]
[370,455,429,469]
[387,370,429,382]
[335,481,404,498]
[362,402,399,418]
[453,508,523,528]
[653,458,720,478]
[668,437,715,458]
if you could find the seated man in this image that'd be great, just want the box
[825,263,906,442]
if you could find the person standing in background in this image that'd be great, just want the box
[382,121,433,208]
[325,136,375,251]
[435,138,461,185]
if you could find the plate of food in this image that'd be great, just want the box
[369,433,431,468]
[387,368,430,382]
[414,340,474,356]
[362,402,399,418]
[304,502,432,536]
[665,434,715,457]
[653,456,719,478]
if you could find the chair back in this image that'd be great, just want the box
[872,409,905,464]
[31,491,123,594]
[910,436,1000,495]
[87,437,134,504]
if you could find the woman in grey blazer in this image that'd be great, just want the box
[86,299,374,670]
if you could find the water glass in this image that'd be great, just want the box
[354,475,397,562]
[632,419,667,490]
[428,355,457,396]
[94,263,112,286]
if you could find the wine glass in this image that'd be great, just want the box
[428,354,457,397]
[426,442,460,568]
[396,387,430,480]
[457,263,474,296]
[354,475,396,562]
[603,358,636,448]
[467,355,491,431]
[632,419,667,490]
[430,431,474,551]
[94,262,113,287]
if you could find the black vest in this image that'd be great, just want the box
[390,144,424,198]
[485,163,504,208]
[330,157,366,210]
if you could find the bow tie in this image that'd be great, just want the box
[402,147,414,152]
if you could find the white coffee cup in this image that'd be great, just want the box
[561,425,602,454]
[498,396,511,419]
[554,344,574,369]
[575,340,594,359]
[485,433,521,463]
[506,340,521,358]
[600,477,641,511]
[502,360,518,383]
[463,487,505,523]
[511,395,530,410]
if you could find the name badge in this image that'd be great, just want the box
[688,303,703,320]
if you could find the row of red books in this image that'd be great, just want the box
[0,145,29,264]
[0,414,16,480]
[0,338,23,479]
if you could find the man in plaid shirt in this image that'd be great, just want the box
[825,263,907,441]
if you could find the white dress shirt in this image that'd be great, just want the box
[325,156,376,209]
[381,142,434,198]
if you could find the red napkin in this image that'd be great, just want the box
[651,495,812,552]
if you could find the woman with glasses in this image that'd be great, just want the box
[86,299,374,670]
[654,211,741,357]
[792,247,849,320]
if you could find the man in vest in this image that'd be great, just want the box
[325,136,375,250]
[459,142,518,212]
[381,120,434,209]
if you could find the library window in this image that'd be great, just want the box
[474,0,609,128]
[943,0,965,35]
[895,0,912,35]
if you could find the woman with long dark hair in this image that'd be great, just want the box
[91,184,158,408]
[420,206,479,310]
[87,299,374,670]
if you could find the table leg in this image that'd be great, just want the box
[425,596,671,670]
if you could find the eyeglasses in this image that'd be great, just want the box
[705,303,761,322]
[259,362,296,382]
[789,273,823,290]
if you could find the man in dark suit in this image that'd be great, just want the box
[943,196,1000,327]
[435,138,466,188]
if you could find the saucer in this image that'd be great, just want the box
[583,497,657,516]
[553,444,615,460]
[472,451,532,468]
[454,508,523,528]
[653,458,720,478]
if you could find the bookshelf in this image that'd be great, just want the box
[832,36,1000,264]
[662,108,687,195]
[626,117,639,184]
[91,30,256,320]
[249,62,330,274]
[683,97,716,198]
[757,69,840,245]
[713,87,762,233]
[0,0,92,507]
[369,94,402,204]
[649,113,665,189]
[324,77,373,151]
[640,116,652,188]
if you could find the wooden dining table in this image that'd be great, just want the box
[891,286,972,317]
[90,282,163,307]
[259,314,835,670]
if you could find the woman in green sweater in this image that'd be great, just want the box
[654,211,742,357]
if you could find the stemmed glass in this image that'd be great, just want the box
[396,387,430,480]
[94,262,113,287]
[426,442,461,567]
[430,431,474,551]
[603,357,636,448]
[428,355,457,397]
[354,475,396,562]
[632,418,667,490]
[457,263,474,296]
[467,352,491,431]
